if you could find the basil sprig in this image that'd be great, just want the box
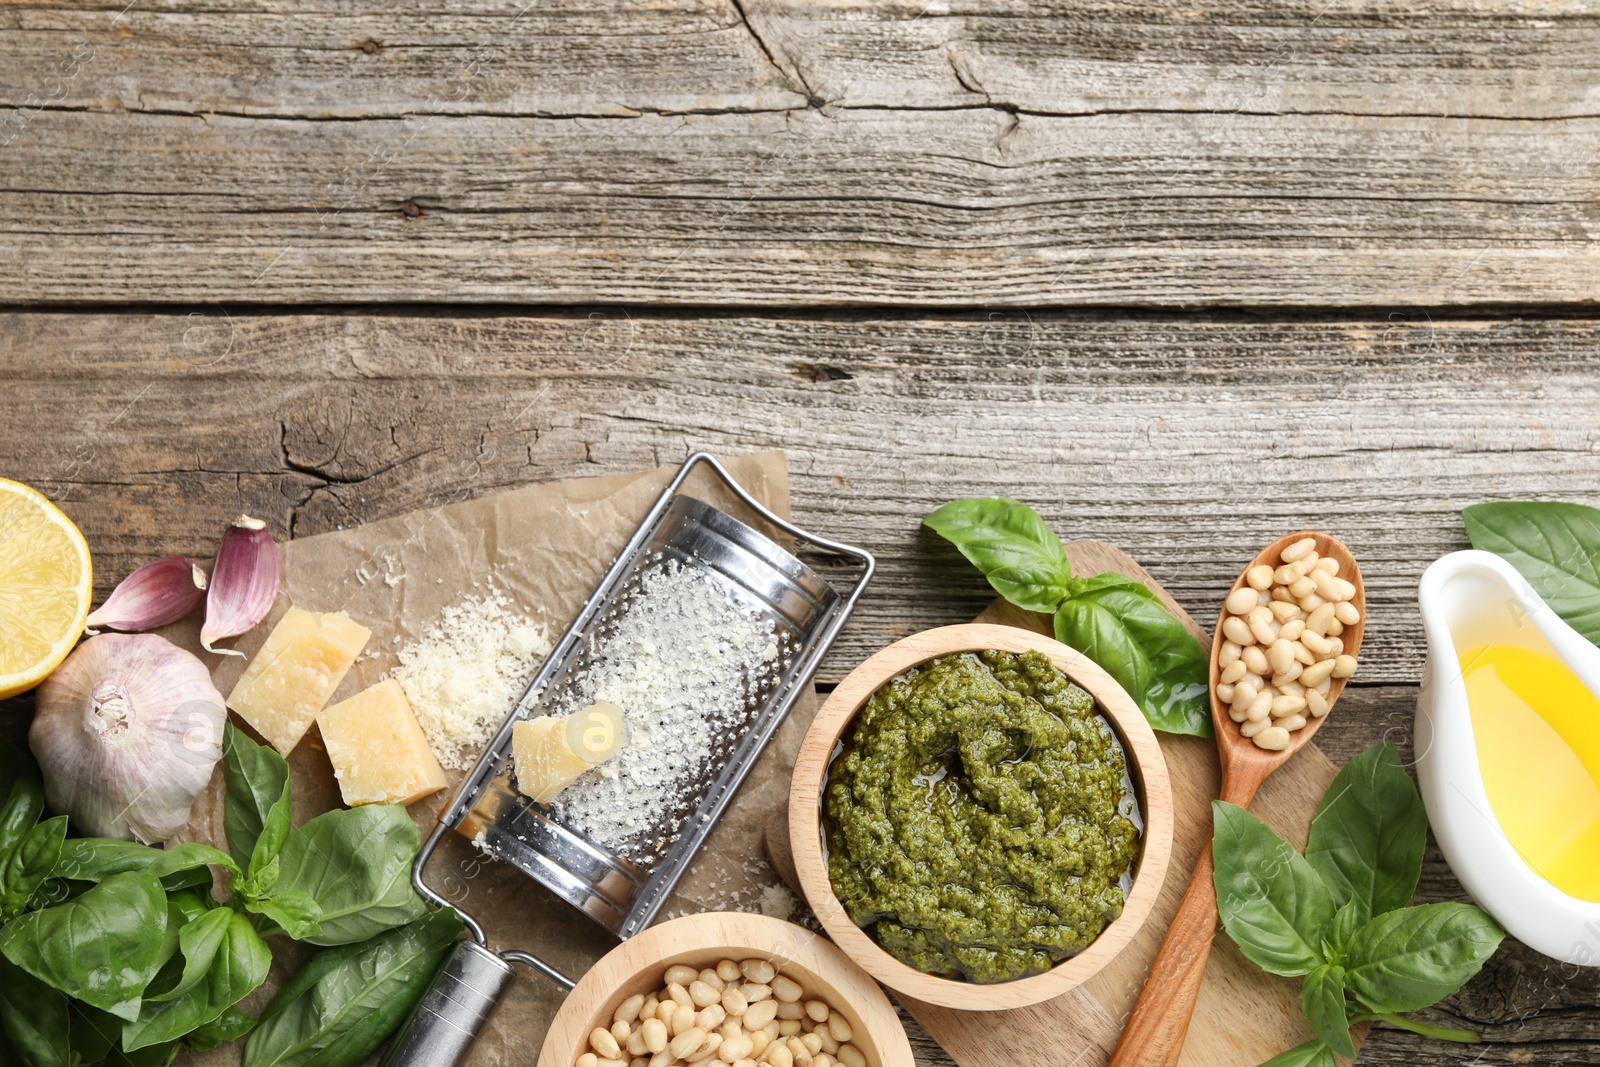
[924,498,1212,736]
[0,725,449,1065]
[1462,500,1600,645]
[1216,744,1504,1065]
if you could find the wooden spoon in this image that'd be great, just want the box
[1108,530,1365,1067]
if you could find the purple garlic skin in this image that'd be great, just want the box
[31,633,226,843]
[202,515,281,656]
[85,556,208,633]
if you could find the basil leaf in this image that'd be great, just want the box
[1343,902,1504,1013]
[123,909,271,1051]
[1323,899,1365,964]
[249,888,324,942]
[0,955,72,1067]
[924,498,1074,612]
[1257,1038,1337,1067]
[0,870,169,1020]
[0,815,67,922]
[266,806,425,946]
[1305,742,1426,921]
[1212,801,1335,977]
[1462,500,1600,645]
[1299,964,1354,1058]
[224,722,294,880]
[0,737,46,878]
[69,1002,123,1063]
[54,839,238,889]
[243,908,463,1067]
[256,941,370,1025]
[187,1005,259,1051]
[1054,574,1213,737]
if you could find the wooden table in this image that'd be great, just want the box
[3,2,1599,1063]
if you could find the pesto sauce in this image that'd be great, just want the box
[822,649,1140,984]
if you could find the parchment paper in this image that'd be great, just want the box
[173,451,816,1067]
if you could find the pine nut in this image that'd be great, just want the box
[827,1016,852,1043]
[776,1003,805,1022]
[1271,586,1295,603]
[1335,578,1357,601]
[1334,601,1360,626]
[1246,564,1274,590]
[1332,654,1358,678]
[772,977,803,1004]
[1328,636,1345,655]
[1292,641,1316,666]
[1306,689,1330,717]
[1271,694,1307,718]
[741,984,772,1003]
[1225,586,1259,615]
[741,960,777,985]
[1281,537,1318,562]
[723,1037,756,1062]
[641,1019,668,1054]
[1311,569,1340,602]
[666,966,699,987]
[1246,692,1273,721]
[1219,640,1242,668]
[1269,600,1303,623]
[578,1056,599,1067]
[1240,716,1274,738]
[1313,557,1339,575]
[1268,639,1296,675]
[672,1005,697,1038]
[1301,630,1335,657]
[1231,681,1259,710]
[1228,703,1246,723]
[629,1029,650,1057]
[1241,645,1270,676]
[723,988,749,1017]
[1278,619,1305,641]
[1278,678,1305,699]
[592,1028,623,1061]
[744,1000,778,1030]
[1223,616,1255,646]
[1306,602,1336,635]
[1278,714,1308,731]
[1300,659,1337,686]
[690,982,721,1009]
[1249,618,1278,645]
[1288,576,1317,599]
[767,1046,794,1067]
[778,1020,802,1037]
[668,984,695,1009]
[698,1005,727,1031]
[700,970,725,991]
[642,998,658,1022]
[1217,682,1237,705]
[1272,662,1303,687]
[618,995,646,1027]
[718,960,742,983]
[801,1032,824,1055]
[1253,726,1291,750]
[612,1020,632,1044]
[837,1047,866,1067]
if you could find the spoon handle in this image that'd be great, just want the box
[1106,846,1220,1067]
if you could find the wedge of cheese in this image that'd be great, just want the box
[512,703,624,805]
[318,678,447,807]
[228,607,371,755]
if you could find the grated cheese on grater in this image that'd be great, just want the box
[391,590,552,770]
[549,560,779,850]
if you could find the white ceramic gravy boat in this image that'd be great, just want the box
[1417,550,1600,965]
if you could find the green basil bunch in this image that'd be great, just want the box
[1214,743,1504,1066]
[923,498,1212,736]
[1462,500,1600,645]
[0,725,448,1067]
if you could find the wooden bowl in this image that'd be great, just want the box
[789,623,1174,1011]
[535,912,915,1067]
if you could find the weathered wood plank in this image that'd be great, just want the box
[3,0,1599,306]
[6,310,1600,684]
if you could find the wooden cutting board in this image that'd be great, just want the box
[768,540,1360,1067]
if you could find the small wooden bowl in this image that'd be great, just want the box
[789,623,1175,1011]
[536,912,915,1067]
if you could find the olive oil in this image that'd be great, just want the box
[1459,643,1600,902]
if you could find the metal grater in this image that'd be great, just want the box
[382,454,874,1067]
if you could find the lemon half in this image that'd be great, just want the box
[0,478,92,699]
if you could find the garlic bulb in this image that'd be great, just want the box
[31,633,226,843]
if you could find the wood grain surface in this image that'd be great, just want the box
[4,0,1600,306]
[5,309,1599,1064]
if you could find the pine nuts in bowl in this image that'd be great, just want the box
[536,912,914,1067]
[1213,533,1366,751]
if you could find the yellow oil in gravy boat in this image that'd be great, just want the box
[1417,550,1600,964]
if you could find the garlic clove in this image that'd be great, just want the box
[201,515,281,657]
[85,556,208,633]
[30,633,226,843]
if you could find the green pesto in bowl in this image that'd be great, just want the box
[821,649,1141,984]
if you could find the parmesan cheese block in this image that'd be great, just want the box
[318,678,447,807]
[228,607,371,755]
[512,703,624,805]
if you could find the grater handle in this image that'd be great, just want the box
[379,940,517,1067]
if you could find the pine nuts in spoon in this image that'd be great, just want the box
[1215,538,1361,749]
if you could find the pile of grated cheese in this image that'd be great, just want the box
[391,590,552,770]
[550,560,780,851]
